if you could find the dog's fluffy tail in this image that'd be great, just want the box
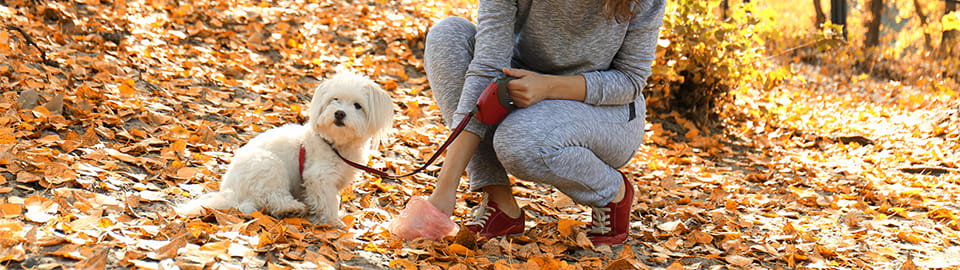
[174,190,237,217]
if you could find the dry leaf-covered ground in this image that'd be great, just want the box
[1,0,959,269]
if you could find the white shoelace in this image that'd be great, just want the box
[465,205,494,227]
[590,206,612,234]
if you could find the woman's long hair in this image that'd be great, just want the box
[603,0,642,23]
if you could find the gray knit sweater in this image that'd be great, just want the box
[453,0,666,135]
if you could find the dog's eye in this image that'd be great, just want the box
[332,98,339,102]
[354,103,363,110]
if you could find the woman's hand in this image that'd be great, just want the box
[503,68,553,108]
[503,68,586,107]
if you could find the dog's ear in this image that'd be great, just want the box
[364,80,394,149]
[307,77,333,127]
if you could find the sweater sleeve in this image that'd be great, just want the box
[451,0,517,137]
[582,0,665,106]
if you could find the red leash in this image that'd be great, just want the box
[301,109,476,180]
[300,76,514,179]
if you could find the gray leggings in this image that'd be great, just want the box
[424,17,646,207]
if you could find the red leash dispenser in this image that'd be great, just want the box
[475,75,517,125]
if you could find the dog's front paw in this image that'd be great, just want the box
[273,201,308,218]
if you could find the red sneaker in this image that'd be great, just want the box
[588,172,635,246]
[465,201,524,238]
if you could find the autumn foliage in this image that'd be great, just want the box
[1,0,959,269]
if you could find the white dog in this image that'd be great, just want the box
[175,72,393,224]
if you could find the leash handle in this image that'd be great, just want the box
[332,108,476,179]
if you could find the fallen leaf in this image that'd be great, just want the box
[152,237,186,260]
[725,254,753,266]
[665,260,684,270]
[0,204,21,218]
[0,244,25,262]
[897,230,924,244]
[453,224,477,250]
[74,246,109,269]
[118,78,136,98]
[389,258,417,270]
[448,243,475,256]
[688,230,713,245]
[903,257,918,270]
[658,220,684,232]
[558,218,585,238]
[46,244,85,260]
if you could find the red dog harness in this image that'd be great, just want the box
[299,146,306,178]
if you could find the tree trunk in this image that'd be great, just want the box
[864,0,884,48]
[912,0,932,51]
[814,0,826,28]
[942,1,958,56]
[831,0,848,39]
[722,0,729,20]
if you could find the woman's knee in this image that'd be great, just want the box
[426,17,476,48]
[492,124,547,179]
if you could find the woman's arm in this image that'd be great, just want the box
[449,0,518,138]
[426,0,517,215]
[427,131,482,215]
[503,67,586,107]
[581,0,666,106]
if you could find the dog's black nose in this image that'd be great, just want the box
[334,110,346,120]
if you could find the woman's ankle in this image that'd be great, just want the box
[610,180,626,203]
[427,193,456,216]
[482,186,521,219]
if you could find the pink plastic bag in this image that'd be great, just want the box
[387,196,458,240]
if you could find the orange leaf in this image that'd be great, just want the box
[0,133,13,145]
[81,125,99,147]
[16,172,40,183]
[403,99,422,120]
[448,243,475,256]
[897,230,924,244]
[902,257,918,270]
[781,222,796,236]
[574,231,593,249]
[60,130,81,153]
[199,240,230,253]
[46,244,85,260]
[725,254,753,266]
[389,259,417,270]
[176,167,199,180]
[152,237,186,260]
[688,230,714,245]
[605,258,641,270]
[657,220,684,232]
[453,224,477,250]
[529,256,565,270]
[118,78,136,98]
[665,260,684,270]
[0,244,25,262]
[0,203,21,218]
[74,247,109,269]
[171,140,187,153]
[558,219,585,238]
[341,214,357,228]
[106,148,138,164]
[683,128,699,141]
